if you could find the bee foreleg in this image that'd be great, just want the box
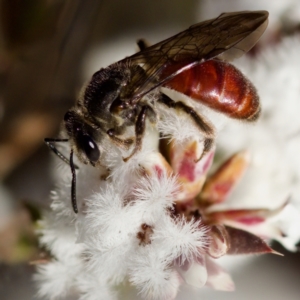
[107,127,134,150]
[123,105,155,162]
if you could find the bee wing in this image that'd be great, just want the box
[121,10,268,101]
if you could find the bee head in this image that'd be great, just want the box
[64,110,101,166]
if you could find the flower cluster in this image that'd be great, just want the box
[35,99,211,299]
[34,72,299,300]
[35,13,300,299]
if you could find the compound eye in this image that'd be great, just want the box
[64,111,73,122]
[80,135,100,163]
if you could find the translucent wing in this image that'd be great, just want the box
[120,10,268,101]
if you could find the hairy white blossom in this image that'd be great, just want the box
[128,247,181,300]
[35,259,83,300]
[213,35,300,249]
[36,135,209,299]
[151,217,208,264]
[77,275,118,300]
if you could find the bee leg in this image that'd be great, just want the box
[158,94,215,159]
[196,138,214,162]
[158,94,215,138]
[137,39,151,51]
[107,127,134,150]
[123,105,154,162]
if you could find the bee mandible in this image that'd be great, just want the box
[45,10,269,213]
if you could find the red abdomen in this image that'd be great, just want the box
[163,60,260,120]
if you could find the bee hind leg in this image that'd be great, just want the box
[196,138,214,162]
[158,93,215,160]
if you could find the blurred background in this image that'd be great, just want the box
[0,0,299,299]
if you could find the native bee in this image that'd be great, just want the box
[46,10,268,213]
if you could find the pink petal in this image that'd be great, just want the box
[205,257,235,291]
[199,150,250,205]
[225,226,282,255]
[169,140,214,201]
[176,256,208,288]
[141,152,173,177]
[206,201,288,226]
[207,225,229,258]
[207,209,267,226]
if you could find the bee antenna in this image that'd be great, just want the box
[44,138,79,170]
[69,150,78,214]
[44,137,79,213]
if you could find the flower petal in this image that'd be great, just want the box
[206,207,278,226]
[169,139,214,201]
[199,150,250,205]
[205,257,235,291]
[207,225,229,258]
[176,256,207,288]
[225,226,281,255]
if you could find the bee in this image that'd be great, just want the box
[45,10,268,213]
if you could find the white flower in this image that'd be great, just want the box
[35,133,209,299]
[213,35,300,250]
